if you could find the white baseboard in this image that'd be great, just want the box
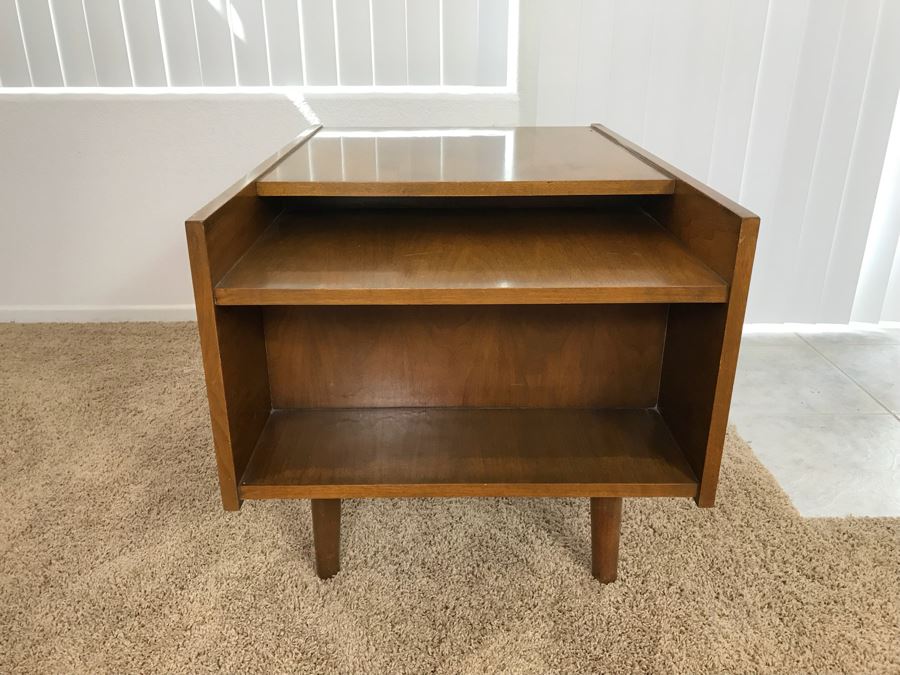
[3,312,896,326]
[744,321,900,333]
[0,305,197,323]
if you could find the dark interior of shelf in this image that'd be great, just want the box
[215,204,728,305]
[239,407,698,499]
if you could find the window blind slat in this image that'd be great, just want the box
[83,0,132,86]
[120,1,167,86]
[706,0,770,199]
[0,0,33,85]
[788,0,879,322]
[192,0,236,85]
[820,0,894,321]
[477,0,508,86]
[157,0,203,86]
[3,0,513,88]
[573,0,614,122]
[441,0,478,85]
[534,0,580,124]
[300,0,337,85]
[406,0,440,85]
[601,0,657,140]
[50,0,97,86]
[334,0,373,86]
[17,0,64,86]
[762,0,845,322]
[264,0,303,85]
[371,0,407,85]
[850,1,900,322]
[230,0,270,85]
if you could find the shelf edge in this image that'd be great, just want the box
[214,286,729,306]
[255,179,676,198]
[239,482,698,500]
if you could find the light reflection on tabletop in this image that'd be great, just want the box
[258,127,672,191]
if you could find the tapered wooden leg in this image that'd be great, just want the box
[590,497,622,583]
[311,498,341,579]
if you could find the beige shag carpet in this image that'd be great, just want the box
[1,323,898,674]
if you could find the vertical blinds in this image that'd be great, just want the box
[0,0,514,88]
[524,0,900,323]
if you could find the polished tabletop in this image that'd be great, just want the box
[256,127,674,197]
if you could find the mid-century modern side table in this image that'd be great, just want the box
[186,126,758,582]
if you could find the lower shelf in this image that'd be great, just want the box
[239,408,698,499]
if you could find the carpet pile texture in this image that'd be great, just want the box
[1,323,898,673]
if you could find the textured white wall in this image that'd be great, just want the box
[0,94,307,319]
[0,91,518,320]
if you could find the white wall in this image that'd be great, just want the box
[0,91,518,320]
[0,93,306,320]
[520,0,900,324]
[3,0,900,323]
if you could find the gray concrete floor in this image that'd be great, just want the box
[731,324,900,517]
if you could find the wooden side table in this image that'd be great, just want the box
[186,126,758,582]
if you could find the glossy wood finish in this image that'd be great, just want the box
[591,124,760,507]
[256,128,675,197]
[590,497,623,583]
[215,207,727,305]
[264,305,666,408]
[311,499,341,579]
[239,408,698,499]
[185,201,274,512]
[185,125,319,510]
[186,124,760,581]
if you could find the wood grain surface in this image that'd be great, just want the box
[263,304,667,408]
[591,123,760,508]
[239,408,698,499]
[215,207,727,305]
[591,497,623,583]
[185,126,320,510]
[256,127,674,197]
[311,499,341,579]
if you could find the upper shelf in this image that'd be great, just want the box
[214,206,728,305]
[256,127,676,197]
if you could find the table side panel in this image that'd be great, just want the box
[592,124,760,507]
[657,218,758,506]
[185,128,320,511]
[187,216,272,511]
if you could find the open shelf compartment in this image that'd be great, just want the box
[186,125,760,582]
[215,205,728,306]
[239,407,699,499]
